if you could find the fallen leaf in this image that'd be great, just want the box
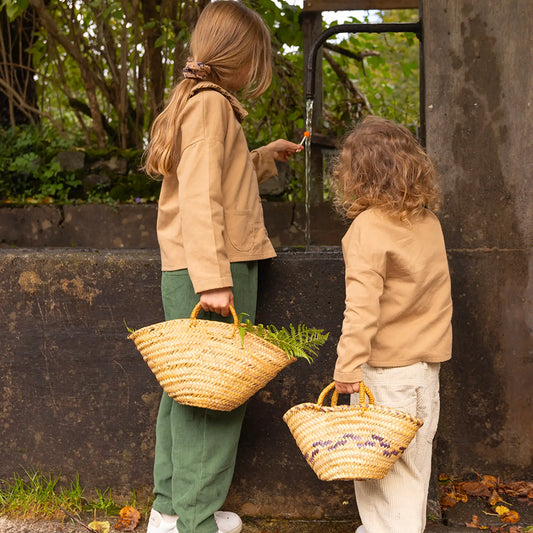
[501,510,520,524]
[489,490,503,507]
[494,505,511,516]
[481,475,498,489]
[459,481,493,498]
[114,506,141,531]
[501,482,533,498]
[88,521,110,533]
[466,515,489,529]
[440,492,459,509]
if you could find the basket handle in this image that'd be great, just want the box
[190,302,239,326]
[317,382,375,408]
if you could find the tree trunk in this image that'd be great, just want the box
[142,0,166,117]
[0,7,39,126]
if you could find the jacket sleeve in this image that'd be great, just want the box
[334,220,385,383]
[250,146,278,184]
[176,92,233,293]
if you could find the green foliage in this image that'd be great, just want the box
[0,125,160,204]
[238,317,329,363]
[0,3,421,204]
[0,125,82,203]
[0,469,143,520]
[1,0,28,20]
[0,470,84,519]
[243,0,305,147]
[322,9,420,136]
[90,488,122,515]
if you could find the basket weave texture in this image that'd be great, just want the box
[128,303,293,411]
[283,382,423,481]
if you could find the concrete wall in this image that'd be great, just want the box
[0,202,346,249]
[0,247,357,519]
[423,0,533,477]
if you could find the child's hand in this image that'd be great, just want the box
[200,287,234,317]
[335,381,361,394]
[263,139,303,162]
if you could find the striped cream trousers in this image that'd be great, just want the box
[354,362,441,533]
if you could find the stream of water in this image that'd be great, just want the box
[304,98,314,247]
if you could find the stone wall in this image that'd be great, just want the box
[423,0,532,478]
[0,202,346,249]
[0,248,357,519]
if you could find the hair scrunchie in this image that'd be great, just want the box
[182,57,212,80]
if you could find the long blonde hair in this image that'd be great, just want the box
[331,116,441,220]
[144,1,272,178]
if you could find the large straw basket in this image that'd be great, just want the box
[128,303,293,411]
[283,382,423,481]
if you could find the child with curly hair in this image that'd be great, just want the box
[331,116,453,533]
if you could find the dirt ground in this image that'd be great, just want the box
[0,516,456,532]
[0,511,531,533]
[1,491,531,533]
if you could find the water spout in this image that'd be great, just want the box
[302,21,422,248]
[305,22,422,101]
[304,98,314,247]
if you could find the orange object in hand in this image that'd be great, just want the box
[299,131,311,145]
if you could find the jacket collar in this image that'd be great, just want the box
[190,82,248,122]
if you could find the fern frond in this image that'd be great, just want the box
[237,319,329,363]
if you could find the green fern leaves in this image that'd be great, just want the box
[237,318,329,363]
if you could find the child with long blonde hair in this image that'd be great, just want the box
[143,2,301,533]
[331,116,453,533]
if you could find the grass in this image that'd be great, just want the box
[0,469,148,522]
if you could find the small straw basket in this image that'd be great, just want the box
[128,303,293,411]
[283,382,424,481]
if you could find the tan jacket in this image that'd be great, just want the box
[156,82,277,293]
[334,208,453,383]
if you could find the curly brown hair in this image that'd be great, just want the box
[330,115,441,220]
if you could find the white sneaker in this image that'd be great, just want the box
[356,526,367,533]
[146,509,179,533]
[214,511,242,533]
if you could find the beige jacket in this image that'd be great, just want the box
[156,82,277,293]
[334,208,453,383]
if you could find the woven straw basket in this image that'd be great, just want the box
[128,303,293,411]
[283,382,423,481]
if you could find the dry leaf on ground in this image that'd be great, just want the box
[88,521,111,533]
[488,490,503,506]
[114,506,141,531]
[501,510,520,524]
[465,514,489,529]
[458,481,493,498]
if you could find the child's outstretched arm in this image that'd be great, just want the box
[262,139,303,162]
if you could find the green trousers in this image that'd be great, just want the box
[153,262,258,533]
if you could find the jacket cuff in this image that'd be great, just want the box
[250,147,278,184]
[191,276,234,295]
[333,367,364,383]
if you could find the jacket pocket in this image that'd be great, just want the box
[225,210,254,252]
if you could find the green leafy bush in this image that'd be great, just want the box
[0,125,161,204]
[0,125,81,203]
